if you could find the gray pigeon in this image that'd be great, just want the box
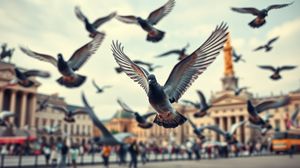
[231,2,293,28]
[258,65,297,80]
[92,79,112,93]
[291,107,299,128]
[156,43,189,60]
[0,111,14,127]
[248,111,273,136]
[36,96,51,112]
[41,125,61,135]
[187,118,217,140]
[254,36,279,52]
[81,93,134,145]
[20,33,105,88]
[232,48,245,63]
[112,23,228,128]
[115,0,175,42]
[13,67,50,88]
[47,104,87,123]
[234,86,248,96]
[193,90,211,118]
[75,6,116,38]
[133,60,162,72]
[117,99,156,129]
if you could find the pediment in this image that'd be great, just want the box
[0,68,14,81]
[211,92,247,106]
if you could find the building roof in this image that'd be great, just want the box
[112,110,134,119]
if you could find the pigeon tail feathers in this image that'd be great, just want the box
[146,29,165,42]
[56,74,86,88]
[249,18,266,28]
[153,111,186,128]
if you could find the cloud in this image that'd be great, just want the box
[267,17,300,39]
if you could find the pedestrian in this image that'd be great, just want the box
[129,139,139,168]
[50,145,57,168]
[58,140,69,168]
[43,144,51,166]
[289,145,296,158]
[70,145,79,168]
[101,145,111,168]
[139,142,147,164]
[192,141,201,160]
[118,144,127,165]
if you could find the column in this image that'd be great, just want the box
[244,115,251,143]
[19,92,27,128]
[235,116,241,142]
[0,89,3,111]
[219,117,224,141]
[9,90,16,123]
[30,94,37,128]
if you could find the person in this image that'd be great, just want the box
[43,144,51,166]
[192,141,201,160]
[289,145,296,158]
[101,145,111,168]
[139,142,147,164]
[118,144,127,165]
[129,140,139,168]
[58,141,69,168]
[0,145,8,168]
[70,145,79,168]
[50,145,58,168]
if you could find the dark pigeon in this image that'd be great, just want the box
[116,0,175,42]
[187,118,218,140]
[92,79,112,93]
[290,107,299,128]
[36,96,51,112]
[232,48,245,63]
[258,65,297,80]
[156,43,189,60]
[20,33,105,88]
[47,104,87,123]
[231,2,293,28]
[133,60,162,72]
[112,23,228,128]
[13,68,50,88]
[254,36,279,52]
[193,90,211,118]
[75,6,116,38]
[234,86,248,96]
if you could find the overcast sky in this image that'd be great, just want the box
[0,0,299,120]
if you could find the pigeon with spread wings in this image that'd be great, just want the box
[232,48,245,63]
[20,33,104,88]
[254,36,279,52]
[116,0,175,42]
[156,43,189,60]
[12,68,50,88]
[75,6,116,38]
[117,99,156,129]
[182,90,211,118]
[92,79,112,94]
[231,2,293,28]
[47,104,87,123]
[187,118,218,140]
[0,111,14,127]
[112,23,228,128]
[258,65,297,80]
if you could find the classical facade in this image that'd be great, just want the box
[103,34,300,145]
[0,61,93,144]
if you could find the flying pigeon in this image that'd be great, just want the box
[75,6,116,38]
[92,79,112,93]
[183,90,211,118]
[117,99,156,129]
[234,86,248,96]
[187,118,218,140]
[47,104,87,122]
[0,111,14,127]
[207,120,246,144]
[11,68,50,88]
[81,93,135,145]
[42,125,61,135]
[254,36,279,52]
[36,96,51,112]
[258,65,297,80]
[231,2,293,28]
[112,23,228,128]
[20,33,105,88]
[156,43,190,60]
[116,0,175,42]
[232,48,245,63]
[290,107,299,128]
[133,60,162,72]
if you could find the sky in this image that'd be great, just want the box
[0,0,299,120]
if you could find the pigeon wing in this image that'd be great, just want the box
[257,97,290,113]
[266,2,294,11]
[291,108,299,126]
[267,36,279,45]
[142,112,157,119]
[20,47,57,67]
[206,125,227,136]
[24,70,50,78]
[112,41,149,94]
[117,99,134,112]
[247,100,258,117]
[279,65,297,72]
[68,33,105,71]
[230,120,246,135]
[0,111,14,119]
[156,50,182,57]
[74,6,87,22]
[147,0,175,25]
[48,104,69,114]
[231,7,260,15]
[115,15,138,24]
[164,23,228,103]
[92,79,101,91]
[258,65,276,72]
[253,45,265,51]
[197,90,208,109]
[92,12,117,28]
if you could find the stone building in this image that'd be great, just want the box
[103,34,300,145]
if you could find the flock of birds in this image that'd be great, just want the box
[0,0,299,145]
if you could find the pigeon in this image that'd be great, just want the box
[36,96,51,112]
[234,86,248,96]
[187,118,218,140]
[156,43,190,60]
[258,65,297,80]
[232,48,245,63]
[92,79,112,93]
[115,0,175,42]
[75,6,116,38]
[254,36,279,52]
[117,98,156,129]
[207,120,246,143]
[47,104,87,123]
[191,90,212,118]
[12,67,50,88]
[290,107,299,128]
[42,125,61,135]
[0,111,14,127]
[133,60,162,72]
[248,111,273,136]
[112,23,228,128]
[0,43,14,62]
[81,93,135,145]
[231,2,293,28]
[20,33,105,88]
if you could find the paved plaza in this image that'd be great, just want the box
[82,155,300,168]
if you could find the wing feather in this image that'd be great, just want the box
[20,47,57,67]
[147,0,175,25]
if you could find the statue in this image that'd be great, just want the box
[0,43,15,63]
